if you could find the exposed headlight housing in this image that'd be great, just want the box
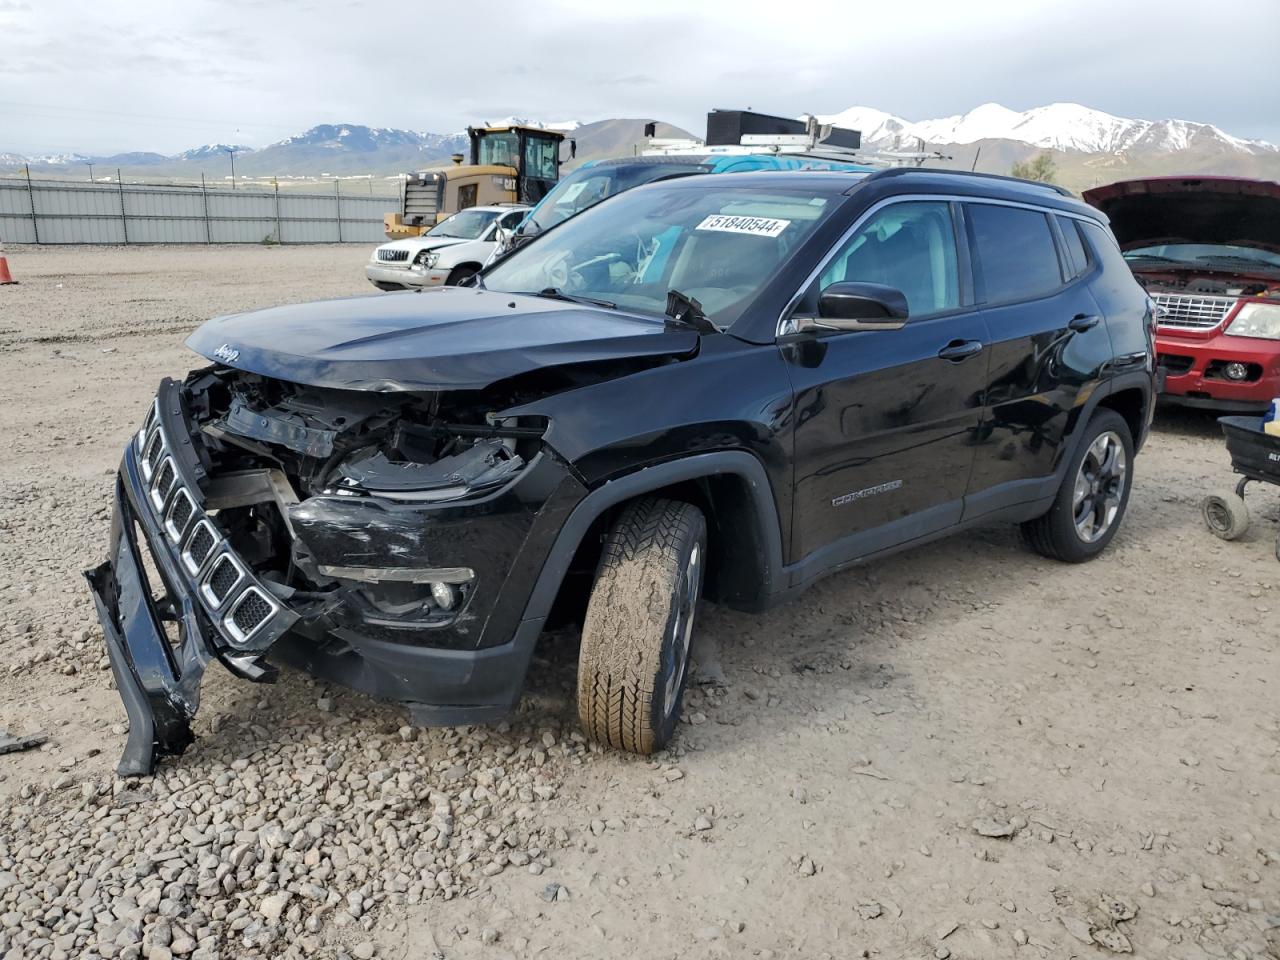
[1225,301,1280,340]
[415,249,439,270]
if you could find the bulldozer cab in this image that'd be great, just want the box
[386,125,570,238]
[469,125,567,205]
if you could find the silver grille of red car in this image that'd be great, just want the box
[1152,293,1238,331]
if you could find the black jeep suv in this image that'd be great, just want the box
[88,169,1155,774]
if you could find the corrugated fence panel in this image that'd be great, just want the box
[0,177,398,245]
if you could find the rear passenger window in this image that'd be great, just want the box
[967,204,1063,304]
[1057,216,1090,278]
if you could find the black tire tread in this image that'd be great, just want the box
[577,497,701,754]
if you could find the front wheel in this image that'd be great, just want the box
[445,265,479,287]
[1022,408,1134,563]
[577,498,707,754]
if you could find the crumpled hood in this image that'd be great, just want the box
[376,235,471,256]
[1082,177,1280,254]
[186,287,699,391]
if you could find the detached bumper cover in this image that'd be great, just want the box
[85,467,216,777]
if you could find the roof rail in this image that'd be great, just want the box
[863,167,1075,197]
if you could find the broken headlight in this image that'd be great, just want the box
[414,249,440,270]
[330,435,525,503]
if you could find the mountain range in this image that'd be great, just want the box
[0,118,685,183]
[3,104,1278,192]
[815,103,1280,190]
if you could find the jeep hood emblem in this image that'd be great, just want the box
[213,343,240,363]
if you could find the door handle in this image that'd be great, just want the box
[937,339,984,362]
[1069,314,1101,333]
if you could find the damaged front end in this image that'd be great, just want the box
[87,368,586,776]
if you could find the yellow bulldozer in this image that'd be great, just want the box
[384,124,573,239]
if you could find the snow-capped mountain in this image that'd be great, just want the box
[818,103,1278,155]
[177,144,255,162]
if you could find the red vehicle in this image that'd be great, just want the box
[1084,177,1280,411]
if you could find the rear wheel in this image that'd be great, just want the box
[577,498,706,754]
[445,265,479,287]
[1202,491,1250,541]
[1022,408,1134,563]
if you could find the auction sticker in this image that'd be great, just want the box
[695,214,790,238]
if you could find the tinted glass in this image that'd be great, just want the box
[1057,216,1090,278]
[1081,220,1135,276]
[968,204,1063,303]
[820,201,959,316]
[485,182,835,329]
[425,209,500,240]
[522,163,708,235]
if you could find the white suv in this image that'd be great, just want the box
[366,205,529,290]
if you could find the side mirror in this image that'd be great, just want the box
[493,226,511,247]
[796,282,909,333]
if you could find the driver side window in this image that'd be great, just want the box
[820,201,960,317]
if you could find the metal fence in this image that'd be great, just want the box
[0,174,400,245]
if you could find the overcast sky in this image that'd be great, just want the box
[2,0,1277,155]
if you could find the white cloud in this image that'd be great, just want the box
[2,0,1277,153]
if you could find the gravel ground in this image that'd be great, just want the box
[0,244,1277,960]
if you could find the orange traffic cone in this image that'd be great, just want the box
[0,243,15,285]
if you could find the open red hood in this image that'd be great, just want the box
[1082,177,1280,254]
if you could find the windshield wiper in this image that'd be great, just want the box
[1124,254,1185,264]
[1196,255,1280,269]
[665,289,717,333]
[535,287,616,309]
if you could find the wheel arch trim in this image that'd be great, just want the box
[519,451,785,623]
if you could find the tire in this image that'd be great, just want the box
[1202,492,1250,541]
[445,265,479,287]
[577,497,707,754]
[1021,408,1134,563]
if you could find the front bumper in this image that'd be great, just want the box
[86,388,583,776]
[1156,329,1280,411]
[365,262,449,289]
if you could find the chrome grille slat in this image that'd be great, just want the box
[224,587,276,644]
[149,458,177,512]
[163,487,196,543]
[200,554,245,609]
[1153,293,1237,330]
[181,519,219,575]
[376,248,410,262]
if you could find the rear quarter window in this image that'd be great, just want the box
[968,204,1064,304]
[1057,216,1091,279]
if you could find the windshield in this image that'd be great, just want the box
[522,163,709,236]
[1125,243,1280,270]
[426,209,500,240]
[484,181,835,329]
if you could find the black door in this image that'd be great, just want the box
[962,204,1116,514]
[782,200,989,569]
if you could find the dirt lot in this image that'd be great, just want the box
[0,244,1277,960]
